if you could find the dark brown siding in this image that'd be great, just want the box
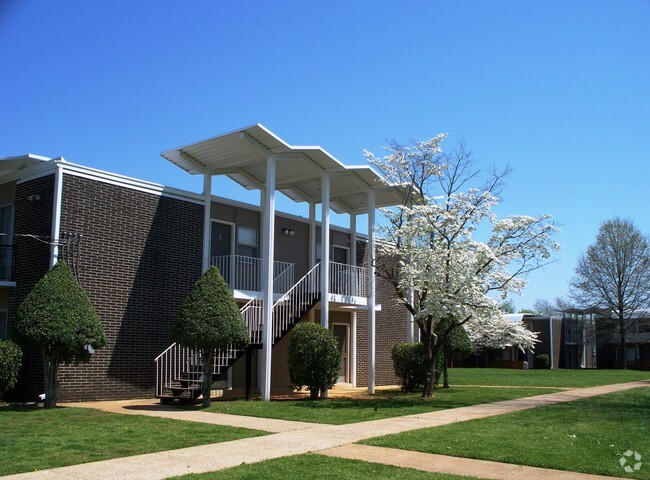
[7,175,55,401]
[55,173,204,401]
[6,173,204,402]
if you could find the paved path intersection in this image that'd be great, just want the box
[4,380,648,480]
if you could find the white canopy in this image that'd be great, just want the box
[160,124,405,214]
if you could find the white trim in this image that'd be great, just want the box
[7,159,370,237]
[50,162,64,267]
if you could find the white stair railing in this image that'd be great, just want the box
[271,263,320,341]
[155,262,301,398]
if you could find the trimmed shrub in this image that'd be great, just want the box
[536,353,550,369]
[288,322,340,399]
[15,263,106,407]
[391,342,427,391]
[172,266,249,407]
[0,340,22,396]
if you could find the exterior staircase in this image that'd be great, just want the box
[154,263,321,403]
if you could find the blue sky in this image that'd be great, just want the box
[1,1,649,311]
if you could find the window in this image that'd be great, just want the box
[237,227,258,258]
[0,204,13,280]
[0,311,7,340]
[332,245,349,264]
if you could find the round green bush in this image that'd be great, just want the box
[0,340,23,396]
[391,342,427,391]
[288,322,340,399]
[536,353,550,369]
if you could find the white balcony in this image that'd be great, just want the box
[210,255,294,298]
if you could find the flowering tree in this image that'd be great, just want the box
[366,136,558,397]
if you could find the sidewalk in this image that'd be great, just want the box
[4,380,648,480]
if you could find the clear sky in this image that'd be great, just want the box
[1,1,649,311]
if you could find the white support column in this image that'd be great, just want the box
[49,162,64,267]
[350,214,357,266]
[320,174,330,329]
[350,311,357,387]
[350,214,358,388]
[202,173,212,273]
[309,202,316,269]
[367,189,376,394]
[260,156,276,401]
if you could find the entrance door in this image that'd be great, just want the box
[332,324,349,383]
[211,222,233,284]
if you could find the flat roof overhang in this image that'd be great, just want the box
[160,124,405,215]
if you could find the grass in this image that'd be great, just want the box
[364,387,650,479]
[446,367,650,388]
[169,453,481,480]
[202,386,561,424]
[0,406,266,476]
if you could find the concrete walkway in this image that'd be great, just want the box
[4,381,648,480]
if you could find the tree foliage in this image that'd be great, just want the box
[288,322,340,399]
[570,218,650,368]
[0,340,22,396]
[532,297,571,316]
[14,262,105,407]
[435,317,473,388]
[172,266,249,407]
[366,136,558,397]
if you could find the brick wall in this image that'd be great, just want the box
[7,175,55,401]
[55,173,204,401]
[354,240,408,387]
[8,172,204,401]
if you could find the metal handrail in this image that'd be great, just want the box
[210,255,294,294]
[329,261,367,297]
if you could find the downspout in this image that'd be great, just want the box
[49,160,64,267]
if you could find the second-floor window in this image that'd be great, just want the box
[0,204,14,281]
[237,227,258,258]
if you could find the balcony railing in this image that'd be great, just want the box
[210,255,294,294]
[328,261,368,298]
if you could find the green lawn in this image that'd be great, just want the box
[364,387,650,479]
[169,453,481,480]
[446,367,650,388]
[203,386,561,424]
[0,406,266,476]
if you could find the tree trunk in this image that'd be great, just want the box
[201,349,214,407]
[422,341,439,398]
[42,350,59,408]
[310,388,319,399]
[619,320,627,370]
[443,352,450,389]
